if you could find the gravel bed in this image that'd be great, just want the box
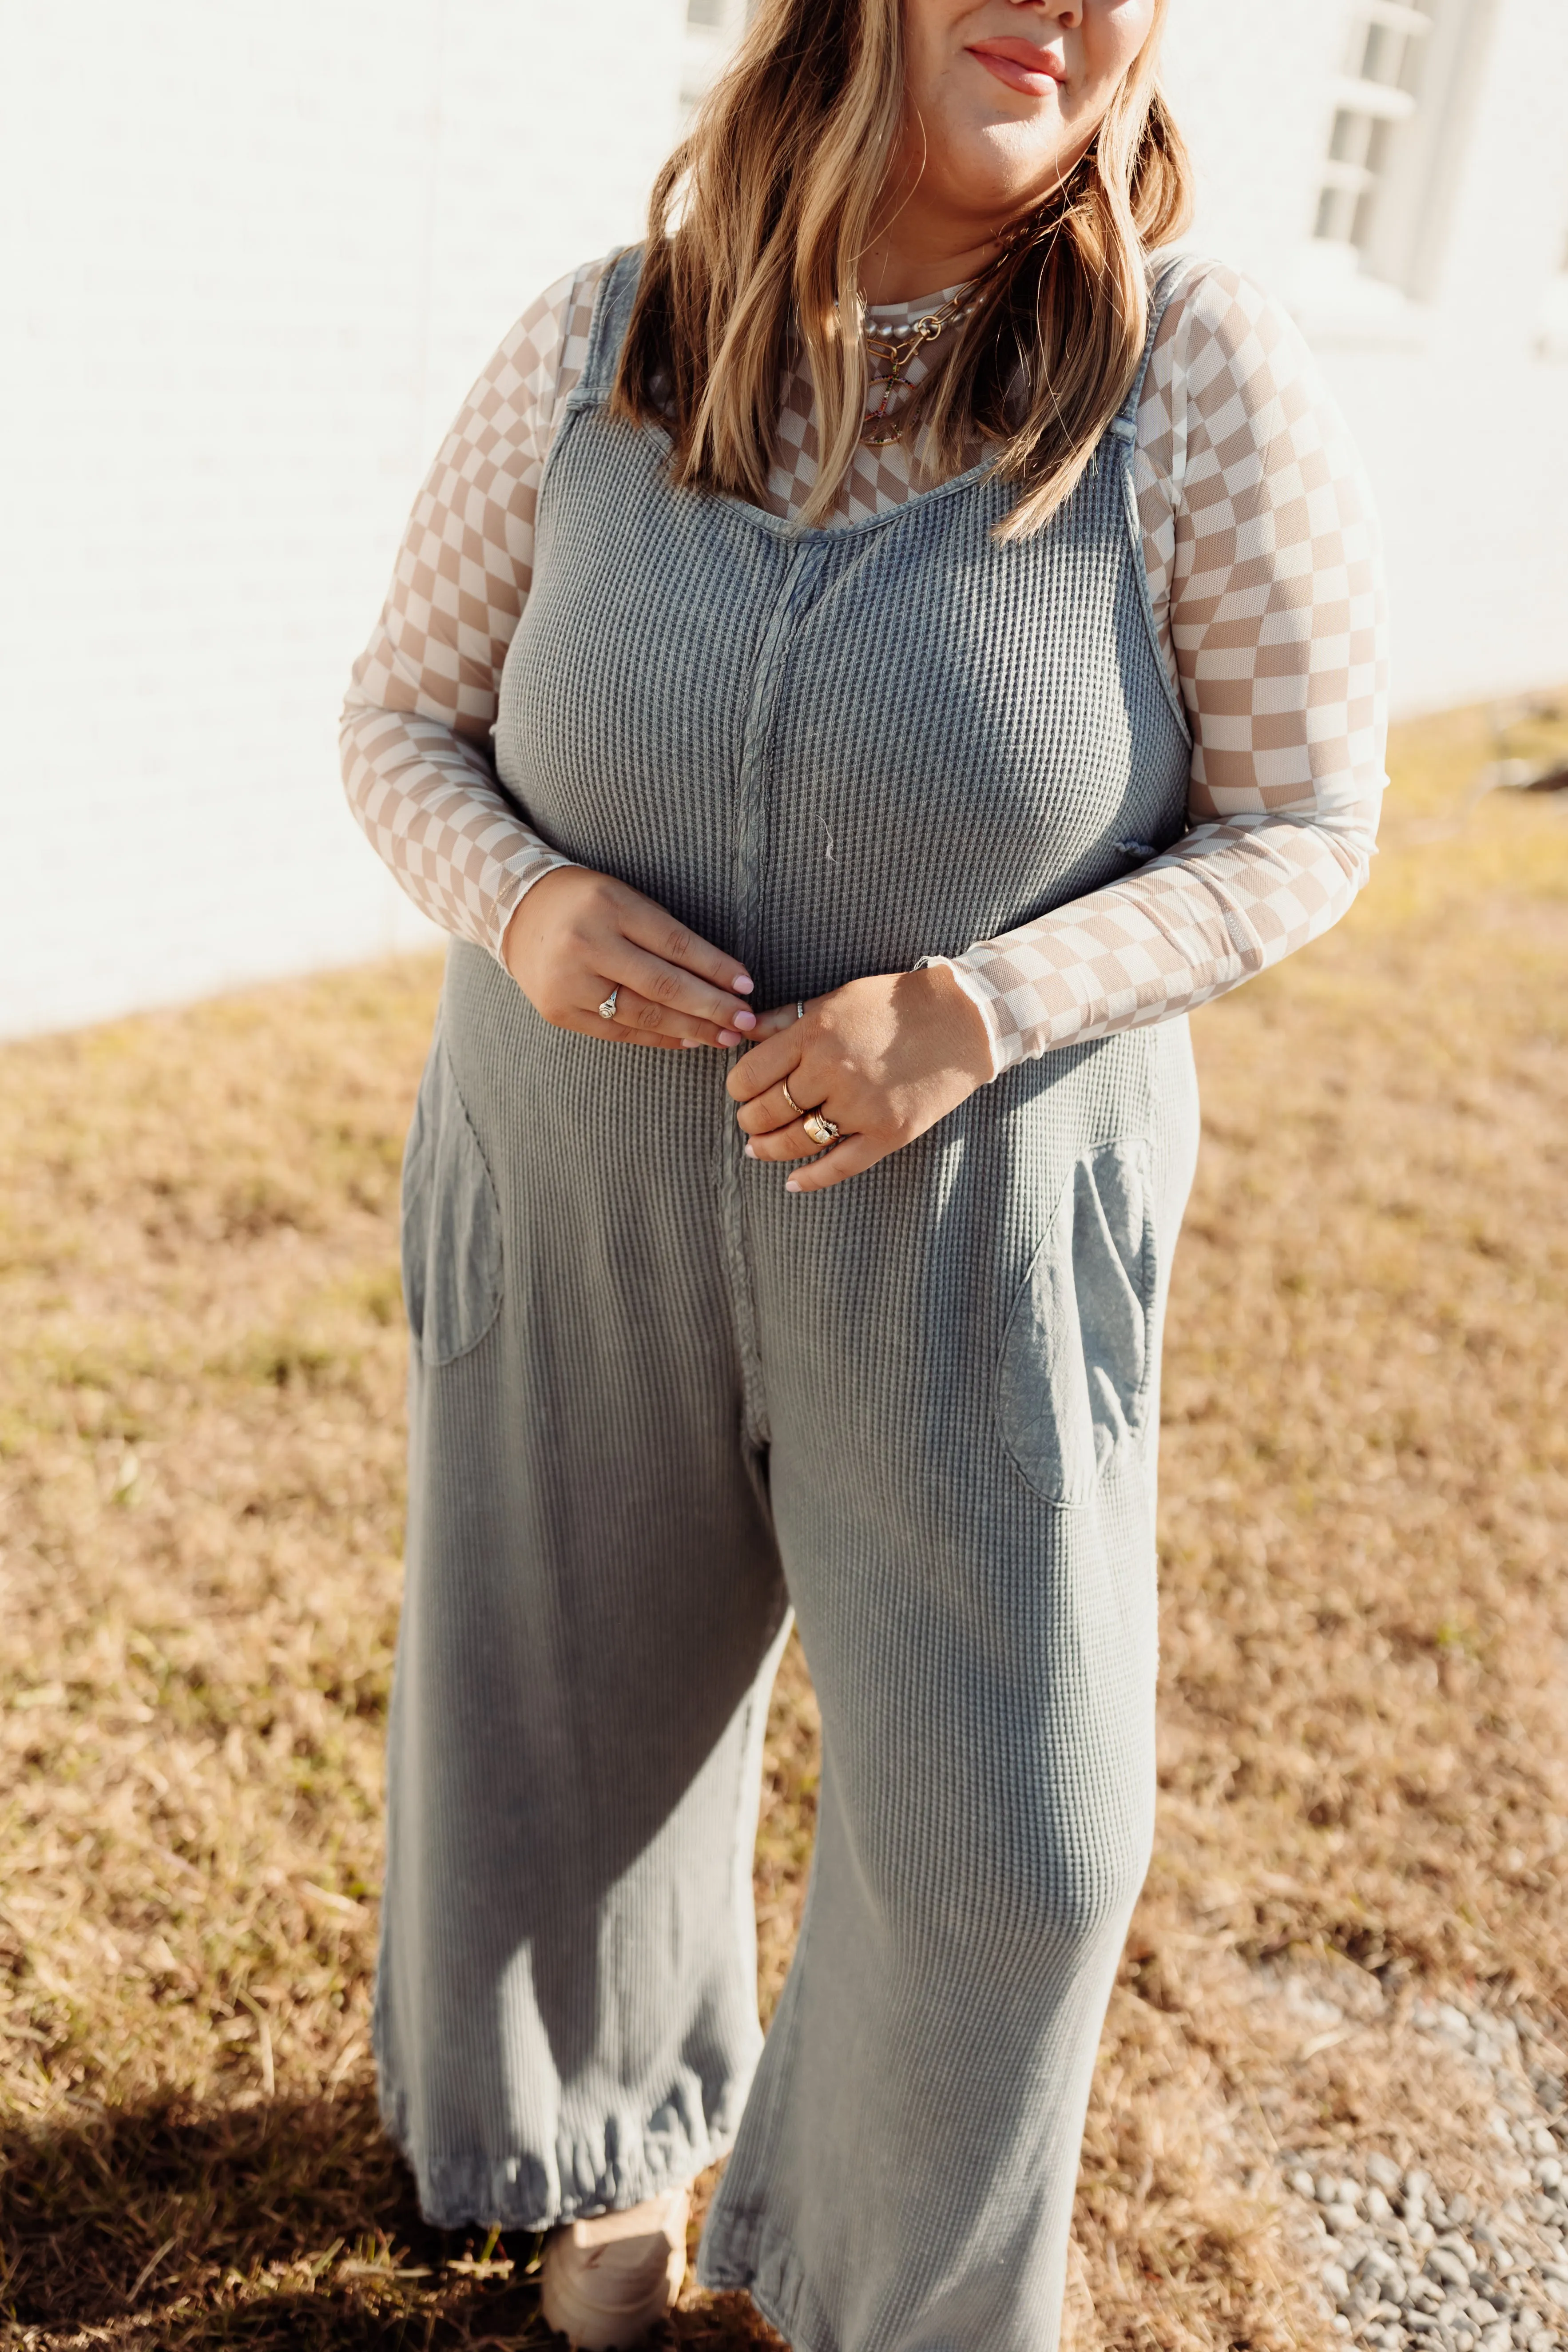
[1278,2000,1568,2351]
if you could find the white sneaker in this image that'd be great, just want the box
[538,2188,689,2349]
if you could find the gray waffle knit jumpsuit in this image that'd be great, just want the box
[377,249,1201,2352]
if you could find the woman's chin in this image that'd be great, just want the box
[937,119,1072,213]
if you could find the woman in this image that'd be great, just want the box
[341,2,1387,2345]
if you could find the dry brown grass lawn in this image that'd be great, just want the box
[2,697,1566,2349]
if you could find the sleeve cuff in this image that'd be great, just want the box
[915,954,1006,1082]
[490,850,582,964]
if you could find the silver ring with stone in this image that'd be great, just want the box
[598,987,619,1021]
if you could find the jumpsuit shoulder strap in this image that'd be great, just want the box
[1107,249,1204,445]
[572,245,648,409]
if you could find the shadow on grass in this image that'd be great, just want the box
[0,2093,776,2349]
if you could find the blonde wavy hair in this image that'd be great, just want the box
[612,0,1193,539]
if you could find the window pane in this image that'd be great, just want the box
[1329,108,1372,167]
[1351,183,1381,248]
[1362,24,1399,83]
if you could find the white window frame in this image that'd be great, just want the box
[1313,0,1436,264]
[1361,0,1499,300]
[1294,0,1500,342]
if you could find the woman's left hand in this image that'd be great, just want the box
[726,966,996,1194]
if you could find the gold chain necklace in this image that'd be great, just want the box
[859,285,979,448]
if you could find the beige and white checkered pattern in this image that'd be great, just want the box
[340,255,1387,1073]
[340,264,603,944]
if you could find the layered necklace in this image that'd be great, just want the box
[856,190,1076,447]
[859,283,981,448]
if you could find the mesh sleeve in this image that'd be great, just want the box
[337,260,607,953]
[944,262,1388,1072]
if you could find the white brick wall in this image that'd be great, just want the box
[2,0,1565,1038]
[0,0,686,1039]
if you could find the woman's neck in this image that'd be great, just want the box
[858,225,1000,308]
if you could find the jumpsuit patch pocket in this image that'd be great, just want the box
[998,1138,1156,1505]
[400,1033,504,1366]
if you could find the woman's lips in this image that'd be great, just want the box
[966,40,1066,96]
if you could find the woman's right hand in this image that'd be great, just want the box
[501,866,757,1049]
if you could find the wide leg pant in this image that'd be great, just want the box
[376,943,1200,2352]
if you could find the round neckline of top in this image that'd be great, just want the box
[861,282,971,326]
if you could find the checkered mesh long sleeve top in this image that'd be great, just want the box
[341,255,1387,1075]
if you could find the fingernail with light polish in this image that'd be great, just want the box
[733,974,754,993]
[734,1009,757,1030]
[743,1142,755,1158]
[718,1029,741,1046]
[785,1180,801,1194]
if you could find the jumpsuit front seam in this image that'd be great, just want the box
[721,537,830,1452]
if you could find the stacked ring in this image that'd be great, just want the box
[781,1080,802,1114]
[803,1112,840,1146]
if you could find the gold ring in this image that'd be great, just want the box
[781,1080,801,1114]
[802,1112,840,1146]
[598,988,619,1021]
